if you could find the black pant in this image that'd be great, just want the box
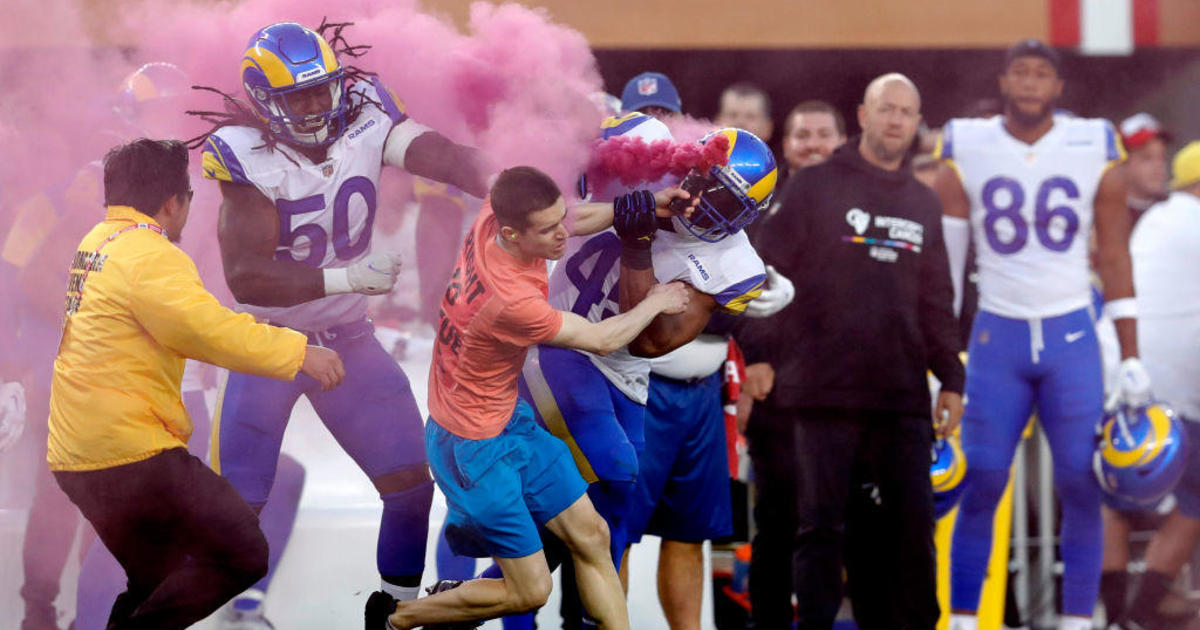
[749,406,938,630]
[746,404,798,629]
[54,447,268,630]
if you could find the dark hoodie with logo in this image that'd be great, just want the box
[741,141,964,417]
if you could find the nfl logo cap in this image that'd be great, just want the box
[621,72,682,114]
[1119,112,1171,151]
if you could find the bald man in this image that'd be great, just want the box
[741,73,962,630]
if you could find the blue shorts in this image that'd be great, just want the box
[625,372,733,543]
[426,399,588,559]
[213,319,425,507]
[517,344,645,484]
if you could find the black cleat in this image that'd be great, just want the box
[421,580,482,630]
[365,590,399,630]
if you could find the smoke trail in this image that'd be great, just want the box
[587,133,731,187]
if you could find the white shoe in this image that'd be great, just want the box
[219,601,275,630]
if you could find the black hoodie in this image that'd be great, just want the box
[742,141,964,416]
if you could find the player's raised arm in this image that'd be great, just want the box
[548,282,689,356]
[565,186,696,237]
[217,181,401,307]
[384,124,489,198]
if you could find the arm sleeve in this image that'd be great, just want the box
[128,245,307,380]
[942,215,970,317]
[919,201,966,393]
[489,295,564,348]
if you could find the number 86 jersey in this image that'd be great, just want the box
[937,114,1124,319]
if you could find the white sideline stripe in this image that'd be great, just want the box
[1081,0,1133,56]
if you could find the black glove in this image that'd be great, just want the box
[613,190,657,269]
[613,189,657,269]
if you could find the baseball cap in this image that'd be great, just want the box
[620,72,682,114]
[1171,141,1200,189]
[1004,39,1062,74]
[1119,112,1171,151]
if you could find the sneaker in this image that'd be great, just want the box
[365,591,399,630]
[219,606,276,630]
[422,580,482,630]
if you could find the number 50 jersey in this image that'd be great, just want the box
[201,78,410,331]
[937,114,1124,319]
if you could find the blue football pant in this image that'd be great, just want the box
[950,308,1104,616]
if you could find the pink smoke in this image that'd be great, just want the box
[664,115,722,144]
[587,133,731,187]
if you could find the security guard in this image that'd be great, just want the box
[47,139,344,630]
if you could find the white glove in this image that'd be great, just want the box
[325,252,402,296]
[744,265,795,318]
[0,381,27,453]
[1107,357,1153,410]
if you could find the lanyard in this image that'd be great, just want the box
[60,222,167,336]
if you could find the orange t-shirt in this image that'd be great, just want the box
[428,201,564,439]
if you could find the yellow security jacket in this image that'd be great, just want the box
[48,205,307,471]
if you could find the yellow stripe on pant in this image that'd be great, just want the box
[935,465,1017,630]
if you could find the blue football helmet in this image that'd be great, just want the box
[678,128,778,242]
[931,436,967,519]
[1094,402,1189,509]
[241,22,348,147]
[111,62,191,138]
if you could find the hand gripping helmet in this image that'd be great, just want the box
[241,22,348,147]
[931,436,967,519]
[1094,402,1189,510]
[678,128,777,242]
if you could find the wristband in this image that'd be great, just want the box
[1104,297,1137,321]
[323,267,353,295]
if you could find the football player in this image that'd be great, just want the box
[932,40,1145,630]
[514,76,776,628]
[197,21,486,614]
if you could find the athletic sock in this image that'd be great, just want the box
[381,580,421,602]
[1059,615,1092,630]
[1127,570,1172,626]
[1100,570,1129,623]
[949,613,978,630]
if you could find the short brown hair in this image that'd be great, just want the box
[785,101,845,137]
[103,138,190,217]
[490,166,562,231]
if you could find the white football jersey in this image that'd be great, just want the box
[548,112,765,403]
[939,114,1124,319]
[1131,192,1200,419]
[202,79,416,331]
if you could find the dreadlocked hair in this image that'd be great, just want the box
[185,18,390,158]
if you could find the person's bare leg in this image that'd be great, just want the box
[619,546,630,593]
[657,540,703,630]
[1144,511,1200,576]
[546,495,630,630]
[1101,505,1131,572]
[387,552,551,629]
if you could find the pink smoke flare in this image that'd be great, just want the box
[587,133,731,187]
